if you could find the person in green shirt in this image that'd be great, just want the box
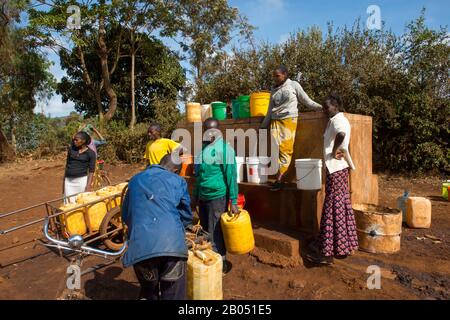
[192,118,239,274]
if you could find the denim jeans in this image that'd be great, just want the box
[198,196,227,257]
[133,256,187,300]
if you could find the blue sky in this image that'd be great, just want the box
[37,0,449,117]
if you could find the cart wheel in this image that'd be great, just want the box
[100,206,125,251]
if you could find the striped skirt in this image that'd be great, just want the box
[318,168,359,257]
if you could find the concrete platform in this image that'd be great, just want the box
[249,227,303,268]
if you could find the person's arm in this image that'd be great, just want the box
[293,81,322,110]
[78,123,86,132]
[91,126,105,141]
[332,132,346,160]
[223,145,239,212]
[62,148,70,195]
[178,179,193,228]
[86,150,96,191]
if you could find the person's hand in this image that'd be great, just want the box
[333,149,344,160]
[85,185,93,192]
[191,224,202,234]
[230,204,240,214]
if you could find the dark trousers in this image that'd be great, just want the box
[198,196,227,257]
[133,256,187,300]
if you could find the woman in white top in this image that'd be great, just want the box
[306,94,358,265]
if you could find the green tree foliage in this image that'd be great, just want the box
[0,1,55,157]
[196,13,449,173]
[57,28,185,126]
[174,0,254,98]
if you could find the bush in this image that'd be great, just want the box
[98,121,148,164]
[195,13,450,174]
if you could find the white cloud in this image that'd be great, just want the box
[35,94,76,118]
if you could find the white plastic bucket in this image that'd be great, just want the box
[295,159,323,190]
[246,156,270,184]
[236,157,245,183]
[201,104,212,121]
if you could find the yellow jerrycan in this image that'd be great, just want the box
[220,209,255,255]
[76,194,108,232]
[96,186,120,210]
[187,249,223,300]
[58,203,87,238]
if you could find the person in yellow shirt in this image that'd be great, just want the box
[144,123,183,166]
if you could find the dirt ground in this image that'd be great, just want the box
[0,157,448,300]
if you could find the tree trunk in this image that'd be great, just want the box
[98,13,117,122]
[129,42,136,129]
[95,91,104,124]
[0,127,15,162]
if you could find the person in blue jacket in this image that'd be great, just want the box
[121,154,193,300]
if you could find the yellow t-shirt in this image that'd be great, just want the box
[144,138,181,165]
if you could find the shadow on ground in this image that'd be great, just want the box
[84,266,139,300]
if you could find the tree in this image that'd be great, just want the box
[117,0,179,128]
[28,0,133,122]
[174,0,255,99]
[0,0,55,159]
[193,11,449,173]
[58,29,185,125]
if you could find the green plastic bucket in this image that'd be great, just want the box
[211,102,227,120]
[238,95,251,119]
[232,99,240,119]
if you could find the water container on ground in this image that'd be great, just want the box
[187,249,223,300]
[353,204,402,254]
[396,190,410,221]
[406,197,432,229]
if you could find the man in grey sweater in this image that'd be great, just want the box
[260,66,322,191]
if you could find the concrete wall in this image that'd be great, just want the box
[178,112,378,234]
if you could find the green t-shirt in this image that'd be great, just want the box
[194,138,238,205]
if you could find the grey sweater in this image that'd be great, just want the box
[261,79,322,127]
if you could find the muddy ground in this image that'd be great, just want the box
[0,157,448,300]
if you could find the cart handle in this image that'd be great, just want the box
[43,218,127,258]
